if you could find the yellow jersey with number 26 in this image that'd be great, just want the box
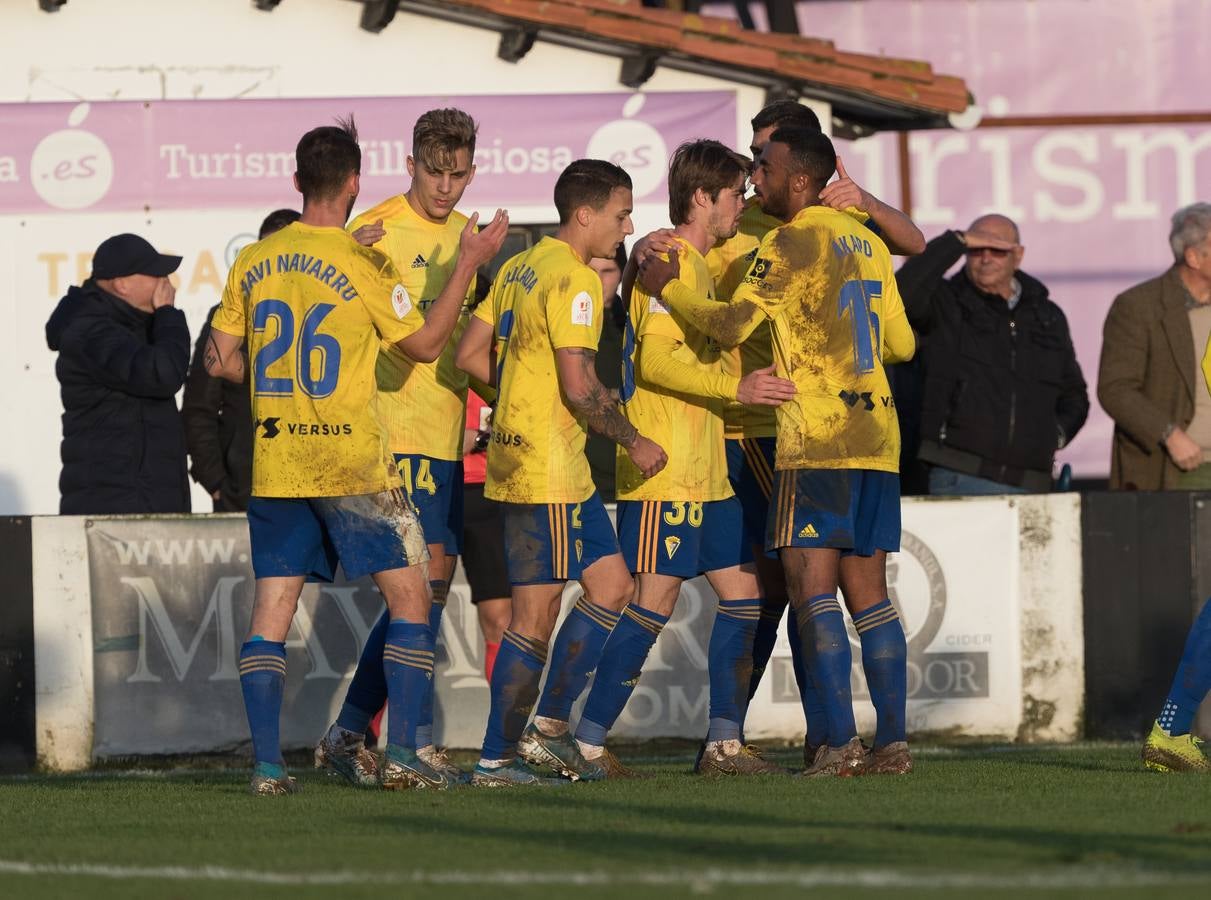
[211,221,424,498]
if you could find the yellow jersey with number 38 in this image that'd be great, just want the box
[617,237,731,502]
[732,205,914,472]
[475,236,602,504]
[349,196,476,462]
[211,221,425,498]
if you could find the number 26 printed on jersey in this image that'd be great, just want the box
[252,299,342,398]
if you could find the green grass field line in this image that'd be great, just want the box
[1,745,1209,900]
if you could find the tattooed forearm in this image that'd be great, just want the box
[205,333,245,383]
[563,349,638,447]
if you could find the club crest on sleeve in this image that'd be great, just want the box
[571,290,594,326]
[391,284,413,319]
[746,257,773,283]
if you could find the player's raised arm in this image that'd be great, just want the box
[819,156,925,256]
[394,209,509,363]
[455,315,496,387]
[555,346,666,478]
[638,247,765,350]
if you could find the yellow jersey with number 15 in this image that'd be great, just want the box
[732,205,914,473]
[211,221,424,498]
[349,195,476,462]
[476,236,602,504]
[707,198,872,440]
[617,237,731,502]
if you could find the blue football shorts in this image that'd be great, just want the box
[247,487,429,582]
[766,468,901,556]
[394,453,464,556]
[501,491,620,585]
[726,436,778,557]
[617,496,751,577]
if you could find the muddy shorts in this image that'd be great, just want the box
[394,454,464,556]
[617,496,750,578]
[766,468,900,556]
[247,488,429,581]
[501,491,619,585]
[725,436,779,558]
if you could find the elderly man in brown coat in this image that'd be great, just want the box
[1099,203,1211,490]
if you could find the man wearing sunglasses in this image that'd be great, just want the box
[895,215,1089,495]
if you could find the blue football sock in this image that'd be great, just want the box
[239,639,287,767]
[854,598,908,747]
[793,593,856,747]
[707,598,761,742]
[535,597,620,722]
[383,619,434,753]
[481,630,549,760]
[787,609,831,748]
[335,608,389,735]
[747,597,787,701]
[1159,597,1211,736]
[576,605,668,748]
[415,581,448,749]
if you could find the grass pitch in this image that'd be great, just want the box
[2,743,1210,900]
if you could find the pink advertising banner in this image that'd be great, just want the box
[0,92,736,215]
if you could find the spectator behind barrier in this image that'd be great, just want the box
[1099,203,1211,490]
[895,215,1089,495]
[182,209,300,511]
[46,233,191,515]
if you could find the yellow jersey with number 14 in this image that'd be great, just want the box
[349,196,475,462]
[617,237,731,502]
[476,236,602,504]
[211,221,424,498]
[733,205,914,473]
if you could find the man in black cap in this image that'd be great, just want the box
[46,233,192,514]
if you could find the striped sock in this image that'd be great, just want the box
[336,608,388,735]
[484,640,501,681]
[535,597,621,721]
[793,593,856,747]
[854,598,908,747]
[239,639,287,767]
[707,598,761,742]
[480,630,549,761]
[1159,597,1211,736]
[415,581,448,749]
[383,619,434,753]
[576,605,668,748]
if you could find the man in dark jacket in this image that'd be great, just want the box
[182,209,299,511]
[46,233,190,514]
[895,215,1089,494]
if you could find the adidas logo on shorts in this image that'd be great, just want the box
[410,253,427,268]
[798,523,819,538]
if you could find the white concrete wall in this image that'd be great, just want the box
[1,0,776,516]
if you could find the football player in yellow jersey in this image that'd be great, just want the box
[701,101,925,766]
[455,160,667,786]
[570,140,795,778]
[205,117,507,795]
[314,109,489,786]
[639,126,916,778]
